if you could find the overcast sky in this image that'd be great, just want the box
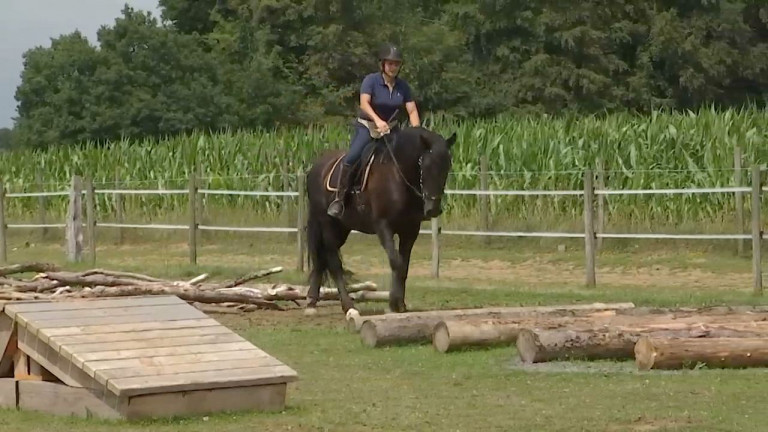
[0,0,162,128]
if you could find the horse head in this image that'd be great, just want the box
[415,127,456,219]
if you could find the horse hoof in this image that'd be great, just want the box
[345,308,360,320]
[304,307,318,316]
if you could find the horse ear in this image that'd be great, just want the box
[446,132,457,149]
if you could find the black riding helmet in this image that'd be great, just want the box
[378,43,403,63]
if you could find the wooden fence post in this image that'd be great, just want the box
[596,158,606,251]
[480,154,489,244]
[115,169,124,245]
[751,165,762,295]
[85,177,96,266]
[66,175,83,263]
[0,181,6,264]
[583,169,596,287]
[188,170,198,265]
[296,171,306,272]
[431,217,440,278]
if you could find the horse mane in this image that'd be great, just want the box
[376,126,433,165]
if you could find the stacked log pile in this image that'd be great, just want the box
[348,302,768,371]
[0,262,387,313]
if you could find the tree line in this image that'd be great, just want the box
[2,0,767,150]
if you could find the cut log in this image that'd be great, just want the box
[518,323,768,364]
[0,263,60,277]
[360,319,430,348]
[0,278,62,293]
[348,302,636,333]
[64,285,284,310]
[433,318,543,353]
[432,310,768,353]
[635,336,768,370]
[355,302,636,348]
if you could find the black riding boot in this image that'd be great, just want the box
[328,162,355,218]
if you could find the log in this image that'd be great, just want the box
[355,302,636,348]
[79,269,167,283]
[0,263,60,277]
[0,277,62,293]
[64,285,284,310]
[40,272,155,288]
[635,336,768,370]
[518,323,768,364]
[348,302,636,333]
[221,266,283,288]
[431,309,768,353]
[432,319,530,353]
[360,319,431,348]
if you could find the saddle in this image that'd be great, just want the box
[324,139,384,193]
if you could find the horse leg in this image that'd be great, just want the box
[374,221,405,313]
[391,227,418,313]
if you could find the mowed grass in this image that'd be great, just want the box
[1,230,768,431]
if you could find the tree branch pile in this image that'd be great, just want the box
[0,262,386,313]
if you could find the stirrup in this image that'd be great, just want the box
[327,198,345,217]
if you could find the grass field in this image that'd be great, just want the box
[1,228,767,431]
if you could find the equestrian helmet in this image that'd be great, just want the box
[378,43,403,62]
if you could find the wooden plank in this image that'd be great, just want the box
[82,349,274,376]
[0,378,16,408]
[122,383,287,419]
[71,341,259,367]
[95,356,286,385]
[3,295,183,318]
[64,333,247,355]
[17,327,84,388]
[0,314,15,377]
[17,304,206,326]
[17,380,122,420]
[0,314,14,356]
[48,325,232,351]
[25,307,207,332]
[38,318,220,341]
[109,364,299,396]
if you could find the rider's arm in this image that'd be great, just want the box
[402,82,420,127]
[406,101,420,127]
[360,94,383,124]
[359,75,384,124]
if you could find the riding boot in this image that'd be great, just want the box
[327,162,355,218]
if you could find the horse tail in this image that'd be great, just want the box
[306,206,329,287]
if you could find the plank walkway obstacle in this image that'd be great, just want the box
[0,295,298,420]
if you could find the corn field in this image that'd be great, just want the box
[1,107,767,234]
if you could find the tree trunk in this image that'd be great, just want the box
[635,336,768,370]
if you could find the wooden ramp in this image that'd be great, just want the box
[0,295,298,420]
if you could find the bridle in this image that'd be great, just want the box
[381,131,433,202]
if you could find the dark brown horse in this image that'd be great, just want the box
[304,126,456,319]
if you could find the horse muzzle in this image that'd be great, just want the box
[424,198,442,219]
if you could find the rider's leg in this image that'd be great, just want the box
[328,125,369,218]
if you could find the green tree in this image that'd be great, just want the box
[0,128,13,150]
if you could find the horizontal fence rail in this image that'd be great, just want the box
[0,165,764,293]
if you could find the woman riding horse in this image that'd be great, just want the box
[327,43,422,218]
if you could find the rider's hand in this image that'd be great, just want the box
[375,118,390,134]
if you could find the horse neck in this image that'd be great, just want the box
[388,136,422,183]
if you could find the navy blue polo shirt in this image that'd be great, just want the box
[357,72,413,123]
